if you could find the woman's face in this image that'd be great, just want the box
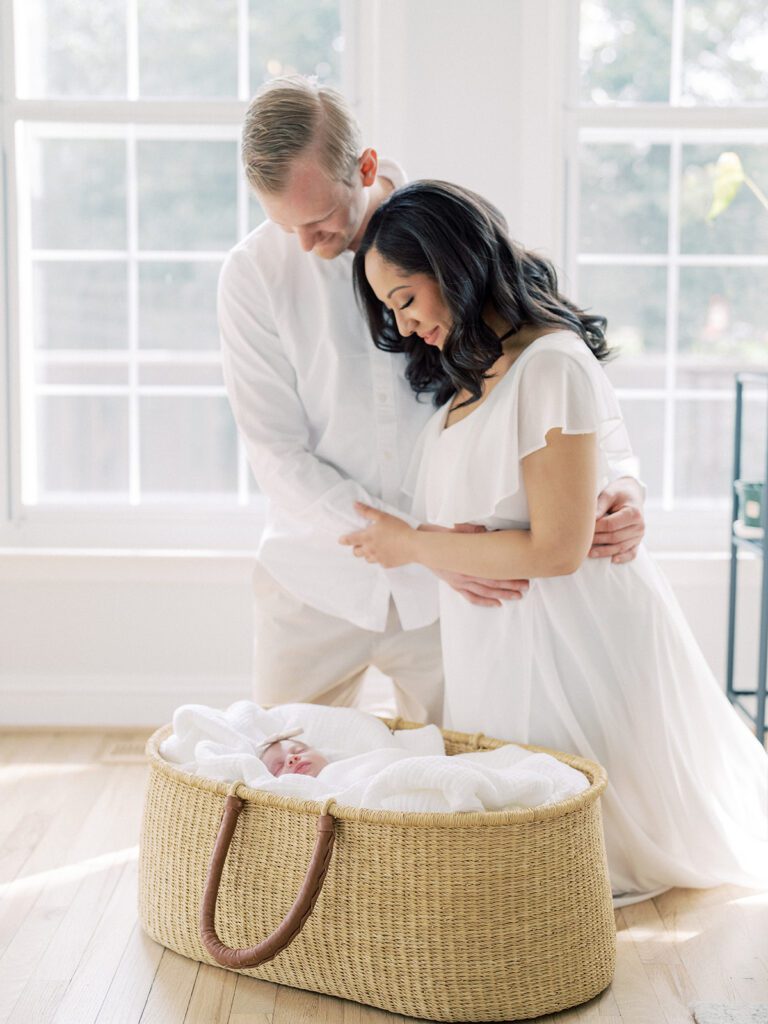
[261,739,328,777]
[364,246,452,350]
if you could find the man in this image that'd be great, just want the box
[218,76,645,725]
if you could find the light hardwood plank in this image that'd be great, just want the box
[608,909,670,1023]
[272,985,320,1023]
[621,897,684,966]
[139,948,199,1024]
[94,922,164,1024]
[643,962,699,1024]
[183,963,237,1024]
[654,887,746,1004]
[229,975,277,1022]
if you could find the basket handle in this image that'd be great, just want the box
[200,794,336,969]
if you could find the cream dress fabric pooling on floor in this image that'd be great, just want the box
[404,330,768,902]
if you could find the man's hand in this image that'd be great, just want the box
[590,477,645,564]
[421,521,530,607]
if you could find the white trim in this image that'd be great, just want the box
[575,108,768,131]
[0,2,8,525]
[126,0,138,100]
[37,349,222,364]
[32,249,227,261]
[669,0,685,106]
[6,100,249,124]
[578,254,768,267]
[0,504,265,550]
[23,121,241,140]
[0,674,249,728]
[236,0,249,101]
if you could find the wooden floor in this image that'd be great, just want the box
[1,730,766,1024]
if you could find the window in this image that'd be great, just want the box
[1,0,346,544]
[571,1,768,543]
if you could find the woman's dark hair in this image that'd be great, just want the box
[352,180,610,408]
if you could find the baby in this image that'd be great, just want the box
[256,727,329,778]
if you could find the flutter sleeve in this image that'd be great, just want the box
[401,337,638,528]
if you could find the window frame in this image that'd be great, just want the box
[0,0,355,550]
[565,0,768,552]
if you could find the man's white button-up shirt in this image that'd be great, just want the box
[218,159,439,632]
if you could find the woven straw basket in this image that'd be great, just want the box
[139,719,616,1022]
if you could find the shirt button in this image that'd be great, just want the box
[377,391,388,403]
[383,451,393,461]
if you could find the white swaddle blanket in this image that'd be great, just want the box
[160,701,589,813]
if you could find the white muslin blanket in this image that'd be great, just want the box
[159,701,589,813]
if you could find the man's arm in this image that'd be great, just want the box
[218,250,417,534]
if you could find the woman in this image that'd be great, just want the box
[341,180,768,905]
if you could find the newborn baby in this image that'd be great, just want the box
[257,727,329,777]
[161,702,590,813]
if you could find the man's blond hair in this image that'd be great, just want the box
[241,76,362,193]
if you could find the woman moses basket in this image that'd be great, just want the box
[139,719,616,1022]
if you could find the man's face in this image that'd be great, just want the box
[257,152,368,259]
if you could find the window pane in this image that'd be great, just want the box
[579,143,669,253]
[140,396,238,495]
[138,0,238,98]
[139,261,221,349]
[683,1,768,105]
[18,0,126,98]
[249,193,266,232]
[618,398,665,499]
[675,399,733,501]
[137,141,238,250]
[30,138,127,250]
[33,262,128,350]
[37,396,129,497]
[139,363,224,386]
[250,0,343,89]
[681,144,768,256]
[741,392,768,482]
[579,265,667,388]
[678,267,768,367]
[579,0,672,104]
[36,362,129,386]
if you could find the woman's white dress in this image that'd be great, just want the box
[404,331,768,903]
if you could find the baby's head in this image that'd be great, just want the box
[258,728,329,778]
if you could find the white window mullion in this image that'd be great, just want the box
[15,122,37,506]
[126,0,139,101]
[237,0,250,102]
[669,0,685,107]
[126,129,141,506]
[663,137,683,511]
[235,163,251,503]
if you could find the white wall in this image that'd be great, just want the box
[0,1,760,730]
[351,0,569,258]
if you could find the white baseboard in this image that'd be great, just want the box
[0,675,251,728]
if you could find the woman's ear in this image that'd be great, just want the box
[359,148,378,187]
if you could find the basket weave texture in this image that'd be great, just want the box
[139,719,616,1022]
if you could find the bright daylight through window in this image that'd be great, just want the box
[574,0,768,524]
[6,0,343,509]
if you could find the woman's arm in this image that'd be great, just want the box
[339,428,598,579]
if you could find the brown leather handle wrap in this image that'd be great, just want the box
[200,794,336,969]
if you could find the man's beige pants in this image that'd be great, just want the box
[251,562,444,725]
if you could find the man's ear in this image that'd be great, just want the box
[359,147,378,186]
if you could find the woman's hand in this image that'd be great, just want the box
[339,503,417,568]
